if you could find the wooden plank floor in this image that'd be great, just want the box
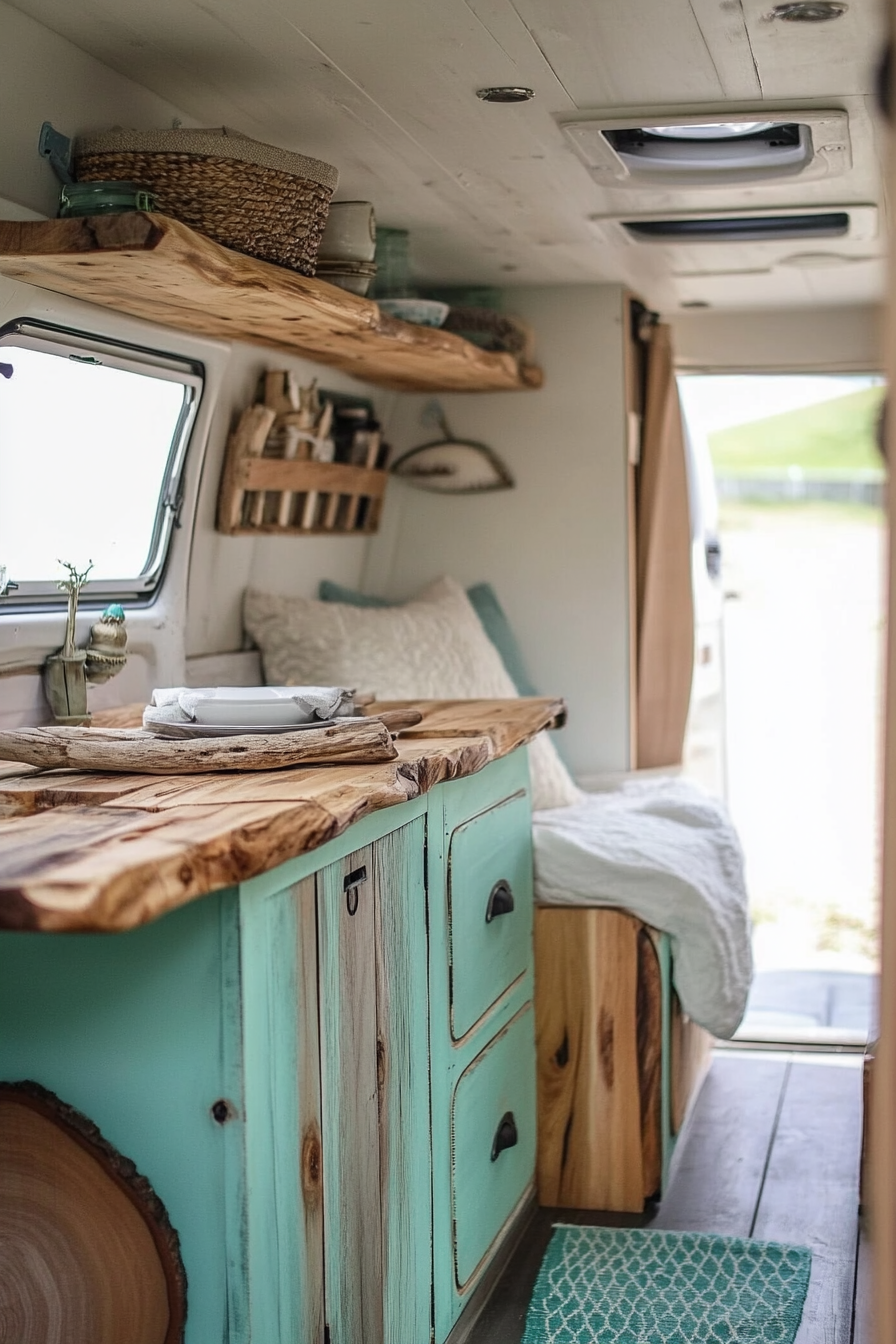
[464,1051,867,1344]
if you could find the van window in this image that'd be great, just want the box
[0,322,202,604]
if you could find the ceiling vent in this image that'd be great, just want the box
[562,109,850,187]
[588,204,877,246]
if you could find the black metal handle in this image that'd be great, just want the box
[485,879,514,923]
[491,1111,518,1162]
[344,866,367,916]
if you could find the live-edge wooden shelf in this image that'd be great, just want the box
[0,214,544,394]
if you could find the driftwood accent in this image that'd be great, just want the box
[0,1080,186,1344]
[0,699,564,933]
[0,718,397,774]
[534,907,663,1213]
[0,216,543,393]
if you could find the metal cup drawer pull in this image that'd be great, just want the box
[491,1111,519,1162]
[485,878,515,923]
[343,865,367,916]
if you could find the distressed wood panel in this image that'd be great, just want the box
[0,217,542,393]
[511,0,726,106]
[740,0,882,101]
[318,846,385,1344]
[240,875,322,1342]
[374,820,432,1344]
[670,993,714,1135]
[687,0,762,101]
[752,1059,863,1344]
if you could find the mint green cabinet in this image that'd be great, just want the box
[0,751,537,1343]
[451,1003,537,1290]
[448,789,533,1040]
[428,749,537,1342]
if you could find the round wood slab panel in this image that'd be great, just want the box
[0,1082,186,1344]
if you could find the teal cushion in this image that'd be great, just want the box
[317,578,540,697]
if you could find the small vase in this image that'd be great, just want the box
[44,651,91,725]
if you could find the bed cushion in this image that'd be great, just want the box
[318,577,541,697]
[244,576,580,810]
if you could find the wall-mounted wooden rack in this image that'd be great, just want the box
[0,214,544,394]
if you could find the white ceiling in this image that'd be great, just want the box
[5,0,889,312]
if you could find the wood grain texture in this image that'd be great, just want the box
[0,718,398,773]
[752,1059,863,1344]
[0,216,543,393]
[374,820,432,1344]
[670,995,714,1135]
[0,1082,184,1344]
[373,697,567,749]
[0,699,560,932]
[535,907,649,1212]
[650,1053,789,1235]
[318,846,385,1344]
[240,875,323,1344]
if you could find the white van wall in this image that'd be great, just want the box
[365,285,634,781]
[672,305,883,374]
[0,269,393,728]
[0,0,197,221]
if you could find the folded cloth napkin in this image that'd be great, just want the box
[143,685,355,727]
[533,776,753,1039]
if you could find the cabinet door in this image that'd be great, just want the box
[317,818,431,1344]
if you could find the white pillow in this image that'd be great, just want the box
[243,575,581,810]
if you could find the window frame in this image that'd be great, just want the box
[0,318,204,609]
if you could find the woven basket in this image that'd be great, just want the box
[74,127,338,275]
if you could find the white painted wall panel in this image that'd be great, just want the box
[672,304,883,373]
[367,284,633,779]
[0,0,195,220]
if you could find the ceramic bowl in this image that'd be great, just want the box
[378,298,450,328]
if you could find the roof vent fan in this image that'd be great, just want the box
[561,109,850,187]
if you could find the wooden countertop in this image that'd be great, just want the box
[0,698,564,934]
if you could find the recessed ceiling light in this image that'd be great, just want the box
[476,86,534,103]
[769,2,848,21]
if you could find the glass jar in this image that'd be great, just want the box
[58,181,156,218]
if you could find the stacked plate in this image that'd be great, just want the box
[316,201,377,296]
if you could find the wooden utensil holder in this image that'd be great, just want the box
[217,420,388,537]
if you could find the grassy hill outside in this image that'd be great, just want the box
[707,384,886,478]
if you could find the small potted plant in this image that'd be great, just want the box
[43,560,93,724]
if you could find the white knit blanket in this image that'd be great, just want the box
[533,778,752,1039]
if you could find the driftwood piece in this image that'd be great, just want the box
[0,215,543,393]
[0,719,397,774]
[0,1080,186,1344]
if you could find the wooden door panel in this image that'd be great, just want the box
[318,846,385,1344]
[374,818,432,1344]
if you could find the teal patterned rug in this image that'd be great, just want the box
[522,1225,812,1344]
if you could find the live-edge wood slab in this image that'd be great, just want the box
[0,215,543,394]
[0,698,562,933]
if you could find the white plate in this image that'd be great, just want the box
[187,687,316,726]
[145,719,337,740]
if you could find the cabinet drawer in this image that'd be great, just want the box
[448,790,533,1039]
[451,1004,535,1291]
